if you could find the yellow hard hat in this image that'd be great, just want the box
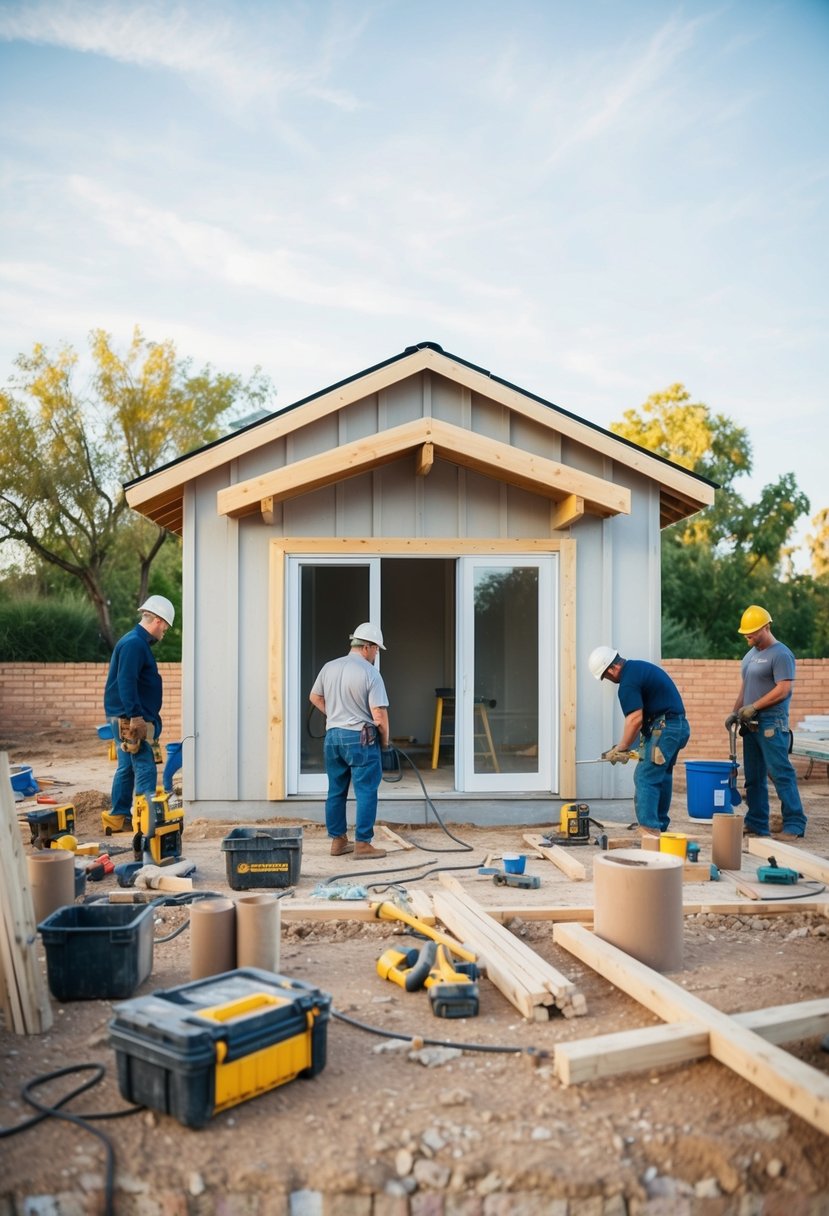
[738,605,772,635]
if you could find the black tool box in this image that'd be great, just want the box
[108,968,332,1128]
[221,827,303,890]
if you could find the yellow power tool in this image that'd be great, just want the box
[376,940,480,1018]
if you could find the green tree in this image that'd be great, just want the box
[0,328,273,650]
[612,383,814,656]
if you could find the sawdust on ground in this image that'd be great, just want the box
[1,727,829,1213]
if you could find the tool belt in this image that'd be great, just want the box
[119,718,156,755]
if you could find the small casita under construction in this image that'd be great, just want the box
[125,341,715,821]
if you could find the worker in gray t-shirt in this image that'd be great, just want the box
[310,622,391,860]
[725,605,806,840]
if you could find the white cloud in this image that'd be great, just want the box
[0,0,365,116]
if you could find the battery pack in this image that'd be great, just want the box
[108,968,332,1128]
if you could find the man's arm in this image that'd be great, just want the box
[371,706,390,748]
[309,692,326,716]
[616,708,643,752]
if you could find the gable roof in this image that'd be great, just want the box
[125,341,716,535]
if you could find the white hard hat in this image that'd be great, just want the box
[139,595,175,627]
[349,622,386,650]
[588,645,618,681]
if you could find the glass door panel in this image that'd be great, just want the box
[458,556,556,792]
[287,558,380,794]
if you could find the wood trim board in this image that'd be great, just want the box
[553,922,829,1135]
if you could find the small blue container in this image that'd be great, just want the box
[10,764,39,797]
[503,853,526,875]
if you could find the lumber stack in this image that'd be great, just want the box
[0,752,52,1034]
[433,874,587,1022]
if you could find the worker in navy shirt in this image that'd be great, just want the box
[589,646,690,836]
[102,595,175,832]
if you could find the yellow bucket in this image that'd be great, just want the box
[659,832,687,859]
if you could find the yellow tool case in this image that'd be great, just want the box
[108,968,332,1128]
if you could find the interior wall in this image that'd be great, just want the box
[380,558,453,751]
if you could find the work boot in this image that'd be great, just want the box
[353,840,387,859]
[773,831,804,841]
[330,834,354,856]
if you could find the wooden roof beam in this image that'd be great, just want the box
[216,416,631,521]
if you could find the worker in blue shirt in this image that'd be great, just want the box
[101,595,175,833]
[589,646,690,837]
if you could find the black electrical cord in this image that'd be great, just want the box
[0,1064,145,1216]
[390,746,475,853]
[332,1007,550,1061]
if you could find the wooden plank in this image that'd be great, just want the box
[434,890,553,1007]
[377,824,415,850]
[555,998,829,1084]
[436,875,586,1018]
[523,833,586,881]
[432,892,544,1020]
[745,837,829,884]
[553,922,829,1135]
[0,753,53,1034]
[277,898,827,926]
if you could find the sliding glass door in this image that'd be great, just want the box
[457,556,556,792]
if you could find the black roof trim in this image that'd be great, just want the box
[125,341,718,492]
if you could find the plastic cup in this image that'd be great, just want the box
[503,853,526,875]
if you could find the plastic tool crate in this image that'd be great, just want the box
[221,826,303,890]
[38,903,155,1001]
[108,968,332,1128]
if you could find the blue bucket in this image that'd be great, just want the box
[685,760,734,819]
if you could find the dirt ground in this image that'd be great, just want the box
[2,728,829,1215]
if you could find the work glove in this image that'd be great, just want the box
[724,713,739,730]
[602,746,631,765]
[129,716,148,743]
[737,704,757,724]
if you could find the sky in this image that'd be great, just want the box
[1,0,827,568]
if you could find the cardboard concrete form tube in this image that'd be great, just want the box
[190,897,236,980]
[593,849,684,973]
[236,893,281,972]
[711,812,743,871]
[27,851,75,925]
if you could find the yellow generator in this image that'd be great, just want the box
[133,790,184,865]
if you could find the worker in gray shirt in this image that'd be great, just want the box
[725,605,807,840]
[310,622,391,859]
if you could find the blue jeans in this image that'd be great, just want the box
[634,715,691,832]
[323,727,382,842]
[742,711,806,836]
[109,716,157,820]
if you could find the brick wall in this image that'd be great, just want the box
[664,659,829,785]
[0,661,826,785]
[0,663,182,739]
